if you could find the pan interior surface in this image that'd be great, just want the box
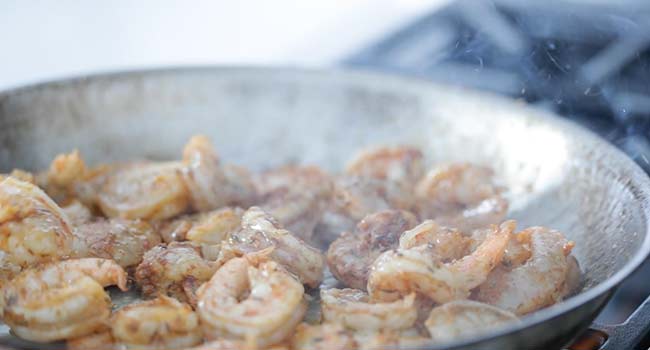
[0,67,649,349]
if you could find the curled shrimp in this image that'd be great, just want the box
[0,177,75,269]
[399,220,472,261]
[425,300,519,343]
[197,255,306,348]
[97,162,190,220]
[219,206,324,288]
[326,210,418,290]
[182,135,257,211]
[67,330,114,350]
[291,323,356,350]
[368,221,514,303]
[73,218,161,268]
[315,174,414,246]
[0,258,127,342]
[111,295,203,349]
[415,163,508,231]
[185,207,244,244]
[346,145,424,192]
[474,226,576,315]
[135,242,218,306]
[321,288,417,331]
[256,165,333,243]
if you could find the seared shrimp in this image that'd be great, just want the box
[111,295,202,349]
[327,210,418,290]
[399,220,471,261]
[474,226,575,315]
[0,169,35,184]
[315,175,414,246]
[0,258,127,342]
[98,162,190,220]
[67,330,114,350]
[181,135,257,211]
[346,145,424,191]
[425,300,518,342]
[291,323,356,350]
[321,288,417,330]
[156,207,242,244]
[0,177,75,268]
[368,221,514,303]
[197,256,306,348]
[219,206,324,288]
[135,242,217,306]
[256,165,333,242]
[415,163,508,231]
[62,200,94,225]
[73,218,161,268]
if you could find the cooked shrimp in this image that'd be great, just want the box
[111,295,202,349]
[291,323,356,350]
[197,256,306,348]
[219,206,324,288]
[315,175,414,246]
[353,328,430,350]
[0,169,35,184]
[415,163,508,231]
[346,145,424,190]
[0,258,127,342]
[186,339,254,350]
[256,165,333,242]
[135,242,217,306]
[67,330,115,350]
[0,177,75,268]
[181,135,257,211]
[97,162,190,220]
[368,221,514,303]
[327,210,418,290]
[186,207,244,244]
[73,218,161,268]
[321,288,417,330]
[425,300,518,343]
[62,200,94,225]
[474,226,574,315]
[399,220,471,261]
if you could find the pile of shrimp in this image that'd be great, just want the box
[0,135,581,349]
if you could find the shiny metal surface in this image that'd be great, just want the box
[1,67,650,349]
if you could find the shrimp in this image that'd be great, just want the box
[181,135,257,211]
[0,169,35,184]
[111,295,203,349]
[73,218,161,268]
[0,177,75,268]
[321,288,417,330]
[67,330,115,350]
[157,207,243,258]
[197,256,306,348]
[399,220,472,261]
[474,226,575,315]
[315,175,414,246]
[425,300,518,343]
[368,221,514,303]
[97,162,190,220]
[219,206,324,288]
[346,145,424,191]
[291,323,357,350]
[353,328,430,350]
[0,258,127,342]
[62,200,94,225]
[326,210,418,290]
[415,163,508,231]
[135,242,218,306]
[256,165,333,242]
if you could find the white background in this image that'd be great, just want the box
[0,0,449,90]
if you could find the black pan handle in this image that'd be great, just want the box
[582,294,650,350]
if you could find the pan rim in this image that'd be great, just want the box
[1,65,650,349]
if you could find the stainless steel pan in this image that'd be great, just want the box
[1,67,650,350]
